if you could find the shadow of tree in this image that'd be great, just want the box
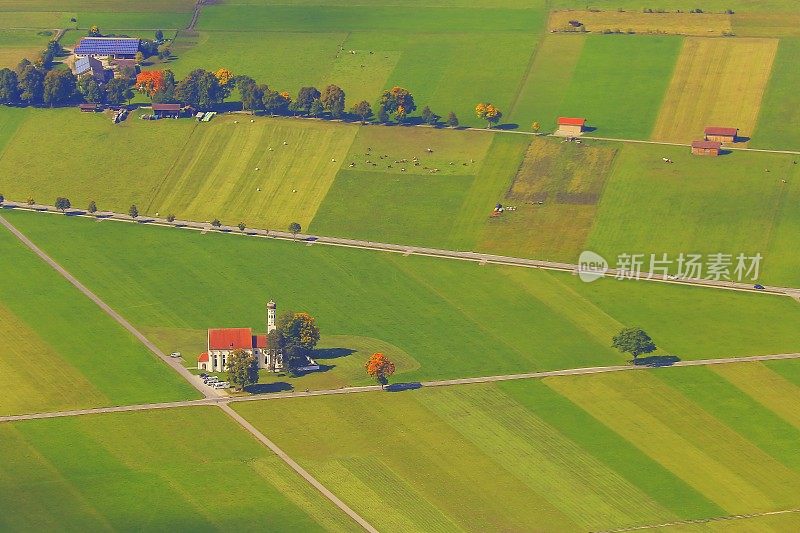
[633,355,681,367]
[245,382,293,394]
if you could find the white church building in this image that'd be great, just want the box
[197,300,282,372]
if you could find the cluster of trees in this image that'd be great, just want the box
[268,311,321,375]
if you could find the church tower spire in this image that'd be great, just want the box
[267,299,276,332]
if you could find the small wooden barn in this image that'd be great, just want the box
[152,103,181,118]
[78,103,101,112]
[704,126,737,143]
[691,140,722,156]
[556,117,586,136]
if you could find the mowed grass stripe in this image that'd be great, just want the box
[548,371,800,512]
[507,33,585,127]
[751,38,800,150]
[498,379,725,521]
[710,362,800,431]
[658,364,800,472]
[0,223,199,415]
[152,116,358,229]
[651,37,779,143]
[0,407,356,532]
[423,386,675,530]
[560,35,681,139]
[235,390,572,531]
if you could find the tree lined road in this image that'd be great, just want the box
[3,202,798,299]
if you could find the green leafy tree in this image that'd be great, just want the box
[0,68,20,104]
[175,69,223,109]
[377,104,390,123]
[421,106,438,125]
[0,194,4,205]
[27,197,35,205]
[166,213,176,222]
[135,51,144,64]
[261,88,289,115]
[446,111,459,128]
[128,204,139,218]
[237,222,246,231]
[379,86,416,121]
[351,100,372,123]
[43,69,77,107]
[612,327,656,364]
[54,197,71,212]
[237,76,263,114]
[105,77,134,105]
[77,74,103,103]
[211,218,221,227]
[46,40,63,57]
[320,84,345,118]
[288,222,301,237]
[295,86,321,115]
[88,25,101,37]
[309,98,324,117]
[531,121,541,133]
[226,348,259,391]
[155,29,164,42]
[18,65,44,105]
[276,311,320,371]
[87,200,97,213]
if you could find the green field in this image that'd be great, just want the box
[752,38,800,150]
[0,29,51,68]
[233,359,800,531]
[3,210,799,391]
[0,406,358,532]
[0,214,198,415]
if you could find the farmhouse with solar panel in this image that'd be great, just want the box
[74,37,140,59]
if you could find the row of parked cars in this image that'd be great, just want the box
[200,373,229,389]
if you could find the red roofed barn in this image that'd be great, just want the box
[691,140,722,157]
[557,117,586,136]
[198,300,282,372]
[704,126,738,144]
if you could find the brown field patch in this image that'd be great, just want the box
[651,37,778,143]
[549,10,732,36]
[478,138,618,262]
[733,13,800,37]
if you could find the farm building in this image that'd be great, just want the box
[198,301,281,372]
[110,58,139,77]
[691,140,722,156]
[556,117,586,136]
[704,126,738,143]
[77,103,102,112]
[74,37,140,59]
[152,103,182,118]
[75,56,112,83]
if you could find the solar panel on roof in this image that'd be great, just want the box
[74,38,139,55]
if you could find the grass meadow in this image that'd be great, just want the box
[4,210,800,391]
[0,218,199,415]
[234,359,800,531]
[651,37,778,143]
[0,406,358,532]
[0,29,52,68]
[752,38,800,150]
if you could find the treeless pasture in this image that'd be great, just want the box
[651,37,778,143]
[549,10,732,36]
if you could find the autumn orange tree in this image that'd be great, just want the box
[475,102,502,129]
[214,67,235,99]
[135,70,165,97]
[365,352,396,389]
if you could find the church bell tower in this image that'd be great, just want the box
[267,299,276,332]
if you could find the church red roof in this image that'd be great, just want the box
[253,335,267,349]
[197,352,209,362]
[208,328,253,350]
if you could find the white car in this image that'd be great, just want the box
[212,382,229,389]
[169,352,181,358]
[205,376,219,384]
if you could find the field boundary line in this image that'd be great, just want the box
[4,202,799,299]
[218,404,378,533]
[3,352,798,423]
[0,214,212,398]
[595,507,800,532]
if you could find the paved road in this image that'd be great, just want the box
[0,214,215,398]
[219,404,379,533]
[6,352,799,423]
[4,203,798,299]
